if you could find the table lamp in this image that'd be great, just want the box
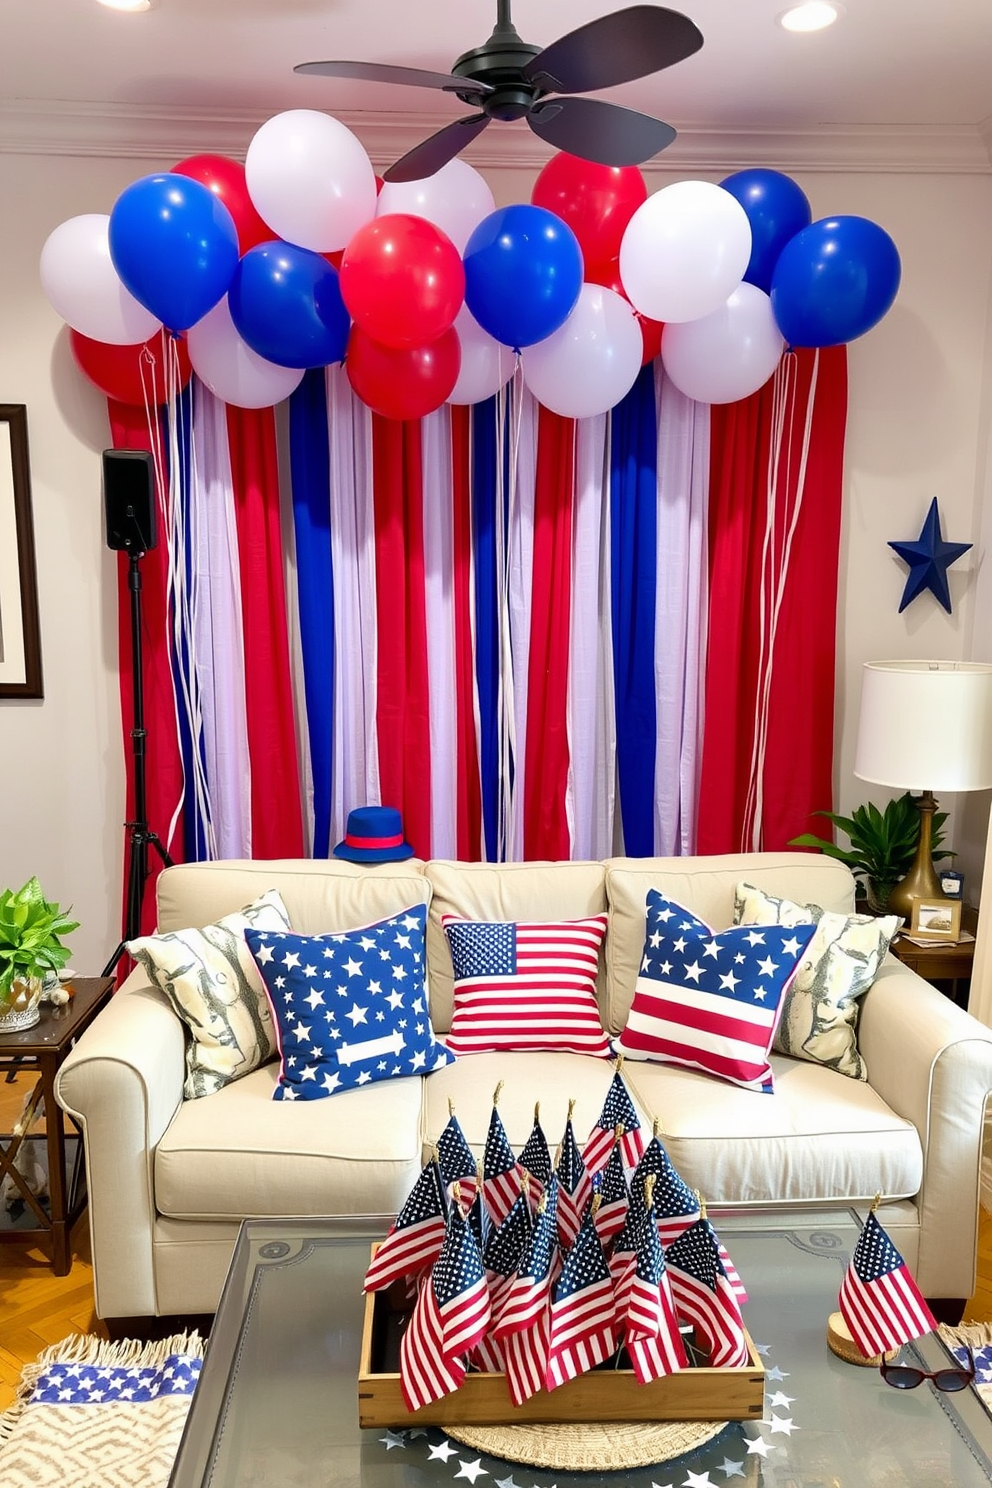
[853,660,992,921]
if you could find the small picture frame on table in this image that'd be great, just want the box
[939,869,964,900]
[909,898,962,942]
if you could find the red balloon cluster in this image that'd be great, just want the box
[339,214,464,420]
[532,154,662,367]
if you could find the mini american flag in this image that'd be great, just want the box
[545,1209,617,1390]
[647,1149,748,1304]
[363,1158,448,1292]
[473,1190,535,1373]
[441,914,611,1057]
[437,1108,479,1208]
[608,1203,642,1321]
[483,1088,522,1227]
[519,1106,552,1210]
[624,1189,688,1383]
[615,889,816,1092]
[665,1219,750,1368]
[494,1177,560,1406]
[400,1205,491,1411]
[839,1210,936,1358]
[400,1272,466,1411]
[583,1067,647,1173]
[556,1104,593,1250]
[592,1139,630,1248]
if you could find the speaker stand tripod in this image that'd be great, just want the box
[102,551,173,978]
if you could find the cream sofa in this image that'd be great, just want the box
[56,852,992,1324]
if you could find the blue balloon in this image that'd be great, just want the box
[463,205,583,350]
[109,174,239,333]
[229,243,351,369]
[719,169,811,293]
[770,216,901,348]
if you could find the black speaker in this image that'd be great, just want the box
[103,449,156,553]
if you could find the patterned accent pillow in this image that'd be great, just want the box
[441,914,611,1057]
[128,889,292,1099]
[733,882,902,1081]
[245,905,454,1100]
[613,890,816,1093]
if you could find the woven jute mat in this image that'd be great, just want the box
[442,1418,729,1470]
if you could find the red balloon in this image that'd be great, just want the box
[587,256,663,366]
[346,325,460,421]
[172,153,272,255]
[70,328,192,405]
[339,213,465,349]
[532,153,647,274]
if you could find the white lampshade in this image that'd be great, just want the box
[854,660,992,792]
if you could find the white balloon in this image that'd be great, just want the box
[448,305,515,405]
[39,214,162,345]
[245,110,377,253]
[619,180,752,324]
[661,283,785,404]
[187,297,305,409]
[376,159,496,255]
[521,284,642,419]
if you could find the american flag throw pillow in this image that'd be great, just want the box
[613,890,816,1092]
[441,914,611,1057]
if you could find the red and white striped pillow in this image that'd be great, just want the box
[441,914,611,1057]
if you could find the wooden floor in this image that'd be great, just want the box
[3,1074,992,1412]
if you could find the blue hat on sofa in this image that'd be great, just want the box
[332,805,415,863]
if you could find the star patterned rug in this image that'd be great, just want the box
[0,1330,204,1488]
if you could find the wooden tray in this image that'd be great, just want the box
[357,1279,765,1429]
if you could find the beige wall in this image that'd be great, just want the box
[1,141,991,975]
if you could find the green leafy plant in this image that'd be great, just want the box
[789,792,953,912]
[0,876,79,1003]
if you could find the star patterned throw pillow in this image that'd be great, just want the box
[245,905,454,1101]
[613,889,817,1093]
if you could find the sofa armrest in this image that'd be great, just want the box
[858,957,992,1300]
[54,969,185,1319]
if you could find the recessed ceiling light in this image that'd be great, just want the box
[96,0,157,11]
[778,1,843,32]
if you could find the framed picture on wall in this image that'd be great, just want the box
[909,898,962,942]
[0,404,42,699]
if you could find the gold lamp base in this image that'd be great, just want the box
[886,790,944,923]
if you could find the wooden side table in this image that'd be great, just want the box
[0,975,114,1274]
[889,906,977,1008]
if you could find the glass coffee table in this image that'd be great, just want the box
[169,1210,992,1487]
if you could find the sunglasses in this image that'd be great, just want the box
[879,1345,975,1393]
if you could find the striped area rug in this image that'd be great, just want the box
[0,1330,204,1487]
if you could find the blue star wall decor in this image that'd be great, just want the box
[888,497,972,614]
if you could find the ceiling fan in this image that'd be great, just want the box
[295,2,703,183]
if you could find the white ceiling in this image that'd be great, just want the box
[3,0,992,169]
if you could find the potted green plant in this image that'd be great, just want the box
[789,792,953,914]
[0,875,79,1032]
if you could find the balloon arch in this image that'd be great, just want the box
[40,108,901,418]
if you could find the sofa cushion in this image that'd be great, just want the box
[246,907,453,1099]
[441,914,611,1057]
[425,860,608,1033]
[127,889,291,1099]
[422,1050,652,1163]
[734,882,902,1082]
[620,1054,923,1206]
[155,1064,425,1220]
[603,854,858,1035]
[613,889,816,1093]
[155,858,431,938]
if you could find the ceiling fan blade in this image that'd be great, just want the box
[524,6,702,96]
[295,59,491,105]
[528,97,676,167]
[384,114,492,184]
